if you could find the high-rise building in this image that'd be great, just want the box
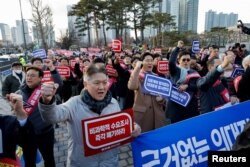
[187,0,199,32]
[16,20,31,45]
[162,0,171,13]
[205,10,216,32]
[176,0,199,32]
[0,23,12,42]
[205,10,238,32]
[170,0,180,31]
[143,0,199,36]
[11,27,17,45]
[32,26,55,48]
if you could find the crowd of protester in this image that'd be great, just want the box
[1,34,250,166]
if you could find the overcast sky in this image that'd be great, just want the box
[0,0,250,39]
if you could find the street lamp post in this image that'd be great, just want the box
[18,0,27,61]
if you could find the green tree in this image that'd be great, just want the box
[105,0,131,40]
[205,27,228,47]
[68,0,92,47]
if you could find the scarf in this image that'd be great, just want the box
[176,67,189,86]
[81,90,112,115]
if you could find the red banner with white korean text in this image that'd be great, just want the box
[82,109,134,156]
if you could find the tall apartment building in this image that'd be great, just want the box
[143,0,199,38]
[16,20,32,45]
[11,27,17,45]
[0,23,12,42]
[205,10,238,32]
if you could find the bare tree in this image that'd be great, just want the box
[29,0,54,53]
[56,29,75,50]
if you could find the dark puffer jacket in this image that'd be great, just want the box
[0,116,32,160]
[197,67,230,114]
[166,47,200,123]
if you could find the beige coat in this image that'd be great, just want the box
[128,67,167,132]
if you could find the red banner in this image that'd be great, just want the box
[112,40,122,52]
[56,66,70,77]
[157,60,169,74]
[82,109,134,156]
[42,71,53,83]
[0,158,22,167]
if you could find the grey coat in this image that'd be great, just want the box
[39,95,121,167]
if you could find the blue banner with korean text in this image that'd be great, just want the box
[231,67,244,78]
[192,40,200,53]
[142,74,172,98]
[170,86,191,107]
[32,49,47,59]
[132,101,250,167]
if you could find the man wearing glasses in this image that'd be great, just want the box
[166,41,201,123]
[16,66,56,167]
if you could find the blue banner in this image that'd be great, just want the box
[132,101,250,167]
[231,67,244,78]
[192,40,200,53]
[0,69,11,77]
[170,86,191,107]
[142,74,172,98]
[32,49,46,59]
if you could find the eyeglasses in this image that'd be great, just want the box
[181,58,191,62]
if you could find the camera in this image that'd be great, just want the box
[237,20,244,28]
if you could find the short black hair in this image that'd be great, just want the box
[153,53,161,59]
[241,44,246,48]
[93,57,105,64]
[59,57,69,63]
[31,57,43,64]
[26,66,44,77]
[141,52,153,61]
[235,43,241,48]
[178,50,191,59]
[211,45,219,50]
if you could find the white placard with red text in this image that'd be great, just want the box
[82,109,134,156]
[157,60,169,73]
